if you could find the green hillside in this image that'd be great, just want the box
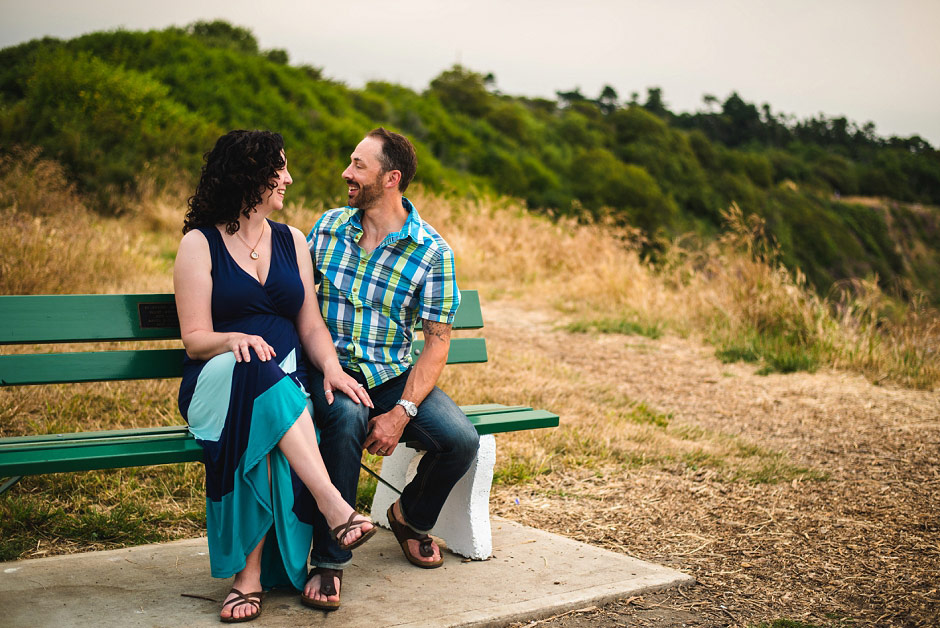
[2,21,939,300]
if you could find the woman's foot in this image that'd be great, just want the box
[331,511,377,550]
[321,499,376,550]
[220,587,264,623]
[301,567,342,610]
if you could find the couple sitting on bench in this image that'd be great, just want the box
[175,127,477,622]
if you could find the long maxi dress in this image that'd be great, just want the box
[178,219,316,590]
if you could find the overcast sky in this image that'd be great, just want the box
[2,0,939,145]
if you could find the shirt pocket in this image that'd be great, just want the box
[363,253,429,319]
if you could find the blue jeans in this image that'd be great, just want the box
[307,367,479,570]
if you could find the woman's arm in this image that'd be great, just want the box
[290,226,371,406]
[174,229,275,362]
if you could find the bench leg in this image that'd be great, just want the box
[0,476,23,496]
[372,434,496,560]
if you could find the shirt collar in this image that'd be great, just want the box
[339,196,426,244]
[400,197,426,243]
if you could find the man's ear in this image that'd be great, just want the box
[384,169,401,190]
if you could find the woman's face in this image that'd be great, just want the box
[261,151,292,213]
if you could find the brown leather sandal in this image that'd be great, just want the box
[332,511,377,551]
[386,503,444,569]
[300,567,342,611]
[220,587,264,623]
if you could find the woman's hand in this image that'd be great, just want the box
[227,333,276,363]
[323,368,373,408]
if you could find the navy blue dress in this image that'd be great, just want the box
[178,220,314,590]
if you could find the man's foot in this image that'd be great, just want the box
[301,567,342,611]
[387,500,443,568]
[220,587,264,623]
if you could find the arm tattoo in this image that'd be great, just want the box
[422,320,452,342]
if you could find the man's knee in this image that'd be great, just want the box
[317,396,369,440]
[451,422,480,465]
[428,397,479,463]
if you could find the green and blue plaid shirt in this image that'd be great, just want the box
[306,197,461,387]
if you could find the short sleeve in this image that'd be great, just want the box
[418,246,461,324]
[306,217,323,283]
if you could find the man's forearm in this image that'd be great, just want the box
[400,319,452,405]
[363,320,452,455]
[401,341,447,406]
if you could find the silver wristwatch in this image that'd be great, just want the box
[396,399,418,418]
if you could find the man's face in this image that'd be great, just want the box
[342,137,386,210]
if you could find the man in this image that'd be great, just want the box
[302,128,479,610]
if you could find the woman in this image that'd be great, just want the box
[175,130,375,623]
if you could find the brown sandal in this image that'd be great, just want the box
[333,511,377,551]
[300,567,342,611]
[220,587,264,623]
[386,503,443,569]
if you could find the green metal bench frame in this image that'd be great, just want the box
[0,291,559,494]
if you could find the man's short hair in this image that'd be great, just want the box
[366,127,417,192]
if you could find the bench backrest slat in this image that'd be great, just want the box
[0,338,487,386]
[0,349,186,386]
[1,294,180,343]
[1,291,484,345]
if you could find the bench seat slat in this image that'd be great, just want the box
[0,426,190,445]
[0,438,203,476]
[469,409,560,435]
[0,405,558,478]
[462,404,532,416]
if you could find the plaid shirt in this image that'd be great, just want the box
[306,197,461,387]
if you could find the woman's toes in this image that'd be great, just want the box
[221,593,236,619]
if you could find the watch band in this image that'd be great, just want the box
[396,399,418,417]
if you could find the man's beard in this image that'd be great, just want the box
[349,176,383,210]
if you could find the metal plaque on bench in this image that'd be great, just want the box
[137,302,180,329]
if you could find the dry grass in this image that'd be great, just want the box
[412,193,940,390]
[0,150,171,295]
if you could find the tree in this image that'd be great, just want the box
[185,20,258,55]
[597,84,619,114]
[263,49,289,65]
[643,87,669,117]
[556,87,587,108]
[721,92,763,146]
[428,65,492,117]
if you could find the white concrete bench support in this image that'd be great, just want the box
[371,433,496,560]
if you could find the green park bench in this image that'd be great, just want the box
[0,291,558,559]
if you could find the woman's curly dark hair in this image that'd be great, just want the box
[183,130,286,235]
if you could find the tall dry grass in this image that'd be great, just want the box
[0,149,172,295]
[412,193,939,390]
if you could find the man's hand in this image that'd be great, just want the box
[363,405,409,456]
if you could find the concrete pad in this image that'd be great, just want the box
[0,517,692,627]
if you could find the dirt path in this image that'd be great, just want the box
[481,301,940,627]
